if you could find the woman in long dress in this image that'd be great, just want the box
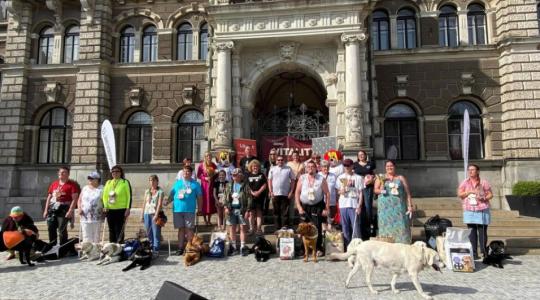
[374,160,414,244]
[197,152,217,225]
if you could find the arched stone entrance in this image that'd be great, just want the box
[252,70,329,140]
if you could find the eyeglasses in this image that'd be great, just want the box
[277,159,283,161]
[111,170,120,173]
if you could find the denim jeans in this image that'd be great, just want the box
[144,213,161,251]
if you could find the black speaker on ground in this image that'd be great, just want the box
[155,281,207,300]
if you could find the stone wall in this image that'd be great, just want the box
[375,58,502,159]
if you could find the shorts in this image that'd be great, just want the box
[226,209,246,226]
[173,212,195,229]
[251,196,265,210]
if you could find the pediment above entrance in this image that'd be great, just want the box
[208,0,371,39]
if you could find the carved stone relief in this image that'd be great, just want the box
[279,41,300,63]
[345,106,363,143]
[214,111,232,146]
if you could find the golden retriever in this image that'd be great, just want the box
[184,235,209,267]
[79,241,101,261]
[331,240,445,300]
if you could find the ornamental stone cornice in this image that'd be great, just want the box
[341,32,367,44]
[213,41,234,52]
[46,0,63,26]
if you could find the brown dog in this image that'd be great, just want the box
[297,222,318,263]
[184,235,209,267]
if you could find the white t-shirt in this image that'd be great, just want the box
[329,164,344,177]
[319,172,338,206]
[336,173,364,208]
[268,165,296,196]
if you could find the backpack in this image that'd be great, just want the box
[207,238,225,258]
[122,239,141,260]
[424,215,453,249]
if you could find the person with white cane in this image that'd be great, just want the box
[458,164,493,259]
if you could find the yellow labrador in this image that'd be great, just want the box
[333,240,445,300]
[79,241,102,261]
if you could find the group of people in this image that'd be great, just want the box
[1,146,493,262]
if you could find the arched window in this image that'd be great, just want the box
[177,110,204,162]
[448,101,484,160]
[384,104,419,160]
[38,107,72,163]
[177,23,193,61]
[119,26,135,63]
[126,112,152,163]
[63,25,79,63]
[397,8,417,49]
[199,23,209,60]
[142,25,158,62]
[468,3,487,45]
[38,26,55,64]
[439,5,459,47]
[371,10,390,51]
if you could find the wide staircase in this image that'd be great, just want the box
[32,197,540,255]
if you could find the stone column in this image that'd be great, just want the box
[341,32,367,150]
[70,0,112,181]
[231,50,243,139]
[212,40,234,150]
[458,11,469,46]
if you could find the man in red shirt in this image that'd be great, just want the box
[43,166,80,245]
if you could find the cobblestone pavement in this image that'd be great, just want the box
[1,252,539,300]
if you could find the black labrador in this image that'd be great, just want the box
[483,240,513,268]
[122,240,153,271]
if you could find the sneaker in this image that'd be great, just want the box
[240,246,250,256]
[152,251,160,259]
[175,249,184,256]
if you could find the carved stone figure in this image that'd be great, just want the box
[214,111,231,146]
[279,42,299,63]
[345,106,363,143]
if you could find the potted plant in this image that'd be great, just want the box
[506,181,540,218]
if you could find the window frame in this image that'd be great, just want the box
[448,101,484,160]
[38,26,55,65]
[38,107,72,164]
[396,8,417,49]
[119,26,135,63]
[371,10,390,51]
[125,111,153,164]
[177,23,193,61]
[199,23,209,60]
[384,104,420,160]
[176,110,204,162]
[63,25,80,64]
[439,5,460,47]
[141,25,158,63]
[467,4,487,45]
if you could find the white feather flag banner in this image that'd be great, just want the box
[101,120,117,171]
[462,109,470,179]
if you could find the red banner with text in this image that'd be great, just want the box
[260,136,312,162]
[233,139,258,167]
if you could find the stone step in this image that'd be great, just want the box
[414,216,540,227]
[411,226,540,238]
[415,209,519,218]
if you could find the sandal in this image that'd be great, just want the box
[317,250,324,257]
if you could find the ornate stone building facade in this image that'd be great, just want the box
[0,0,539,217]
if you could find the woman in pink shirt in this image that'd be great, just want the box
[457,164,493,259]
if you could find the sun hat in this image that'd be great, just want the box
[10,206,24,218]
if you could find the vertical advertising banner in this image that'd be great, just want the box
[233,139,258,166]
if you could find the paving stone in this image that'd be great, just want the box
[1,252,539,299]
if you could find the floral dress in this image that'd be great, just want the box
[377,178,411,244]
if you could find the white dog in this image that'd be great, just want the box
[330,240,445,300]
[79,241,102,261]
[96,242,123,266]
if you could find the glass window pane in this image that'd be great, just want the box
[385,137,400,160]
[126,141,140,163]
[384,120,399,136]
[449,135,462,159]
[128,112,152,125]
[402,135,418,159]
[448,119,461,134]
[385,104,416,118]
[449,101,481,116]
[193,125,204,139]
[127,127,140,140]
[65,129,72,163]
[469,134,483,159]
[470,119,482,134]
[142,141,152,162]
[401,120,417,135]
[51,108,66,126]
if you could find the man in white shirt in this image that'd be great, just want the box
[268,155,296,229]
[336,159,364,249]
